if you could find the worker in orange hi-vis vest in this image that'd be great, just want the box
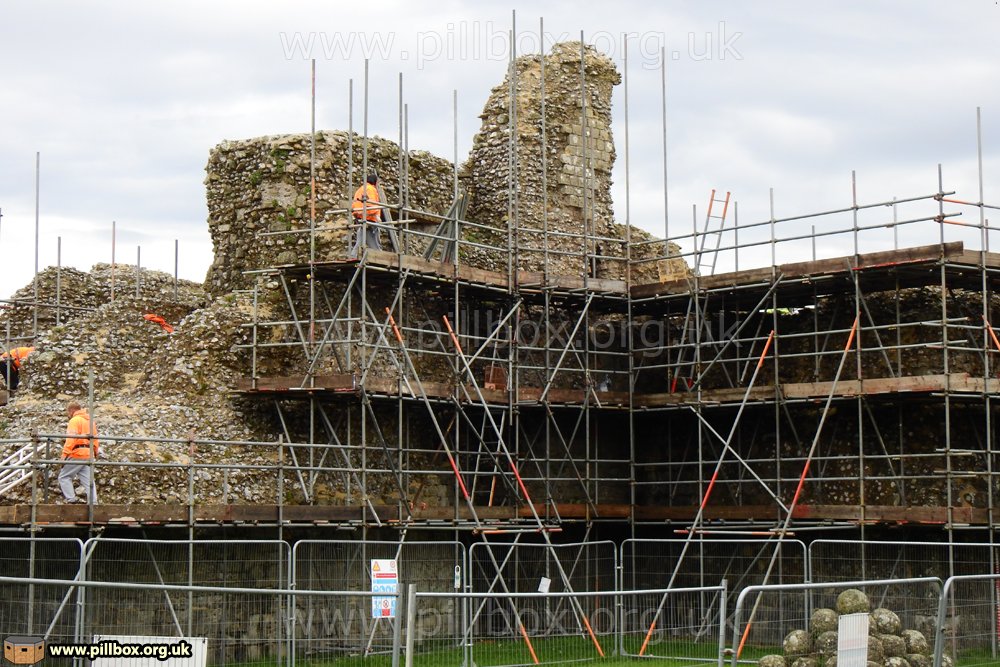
[350,172,383,257]
[143,313,175,333]
[0,346,34,394]
[58,401,99,504]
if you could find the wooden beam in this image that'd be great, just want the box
[234,374,357,392]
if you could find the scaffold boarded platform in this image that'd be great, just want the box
[1,501,984,528]
[236,372,998,408]
[264,249,629,297]
[629,242,999,303]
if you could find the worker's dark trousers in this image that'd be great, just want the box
[350,219,383,257]
[3,360,18,393]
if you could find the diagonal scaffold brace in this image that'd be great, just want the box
[638,328,775,656]
[384,308,541,664]
[442,314,607,658]
[734,315,860,659]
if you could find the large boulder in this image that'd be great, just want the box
[836,589,871,614]
[784,629,812,657]
[880,633,906,657]
[811,608,838,635]
[815,630,838,656]
[901,629,930,656]
[872,607,902,635]
[866,635,885,664]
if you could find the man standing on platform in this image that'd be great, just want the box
[58,401,99,504]
[350,172,383,257]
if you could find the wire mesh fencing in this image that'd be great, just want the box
[292,540,465,663]
[730,576,942,667]
[0,576,299,666]
[0,575,408,667]
[469,540,616,596]
[0,537,82,648]
[936,574,1000,667]
[810,538,994,584]
[0,537,83,581]
[5,569,997,666]
[621,538,808,591]
[83,538,290,588]
[409,585,725,667]
[77,538,291,662]
[618,583,727,664]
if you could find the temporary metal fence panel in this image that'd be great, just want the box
[292,539,465,661]
[468,540,617,594]
[467,539,616,662]
[809,538,992,626]
[81,539,290,655]
[730,576,942,667]
[0,536,84,580]
[0,575,387,667]
[0,538,83,646]
[810,538,994,583]
[82,538,290,588]
[618,583,728,664]
[293,539,465,591]
[412,585,725,667]
[935,574,1000,667]
[621,538,808,591]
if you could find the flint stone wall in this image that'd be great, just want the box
[463,41,682,282]
[204,131,456,296]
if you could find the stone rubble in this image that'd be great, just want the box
[0,264,276,505]
[760,589,939,667]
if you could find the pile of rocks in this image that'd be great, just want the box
[759,588,941,667]
[0,263,206,344]
[0,264,279,505]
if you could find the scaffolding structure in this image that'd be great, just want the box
[0,28,999,667]
[0,31,997,600]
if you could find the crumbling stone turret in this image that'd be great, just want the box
[203,131,456,295]
[464,41,680,282]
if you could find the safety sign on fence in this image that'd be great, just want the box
[371,559,399,619]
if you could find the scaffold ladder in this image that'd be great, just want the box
[375,182,401,253]
[0,441,43,497]
[424,189,469,264]
[470,407,508,506]
[696,189,731,276]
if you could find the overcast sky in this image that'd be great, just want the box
[1,1,997,299]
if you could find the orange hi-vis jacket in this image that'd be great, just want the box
[1,347,34,369]
[143,313,174,333]
[62,409,99,460]
[352,183,381,222]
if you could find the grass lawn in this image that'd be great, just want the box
[293,635,728,666]
[223,636,991,667]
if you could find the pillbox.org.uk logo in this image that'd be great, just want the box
[3,636,44,665]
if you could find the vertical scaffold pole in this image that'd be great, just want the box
[33,152,40,337]
[309,59,317,358]
[111,221,116,303]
